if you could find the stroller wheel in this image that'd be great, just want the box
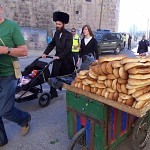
[38,93,51,108]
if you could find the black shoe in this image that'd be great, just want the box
[0,140,8,147]
[0,129,8,147]
[51,94,58,99]
[0,135,8,147]
[21,114,31,136]
[0,142,8,147]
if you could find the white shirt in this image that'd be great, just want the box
[59,33,62,39]
[84,36,92,45]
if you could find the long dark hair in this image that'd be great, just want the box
[81,25,94,37]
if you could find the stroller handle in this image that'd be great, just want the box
[37,56,53,59]
[34,56,56,66]
[34,56,53,62]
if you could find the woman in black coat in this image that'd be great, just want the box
[77,25,98,67]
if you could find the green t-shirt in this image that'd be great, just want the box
[0,19,25,76]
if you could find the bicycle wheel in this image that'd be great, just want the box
[67,128,86,150]
[132,115,150,150]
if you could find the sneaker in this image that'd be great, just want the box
[20,114,31,136]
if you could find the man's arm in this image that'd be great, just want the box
[43,35,56,55]
[0,45,28,57]
[0,45,27,56]
[0,22,28,56]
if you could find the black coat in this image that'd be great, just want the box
[44,29,75,77]
[137,40,149,54]
[79,37,99,60]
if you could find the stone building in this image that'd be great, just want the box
[2,0,120,49]
[3,0,120,35]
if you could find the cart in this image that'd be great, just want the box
[63,84,150,150]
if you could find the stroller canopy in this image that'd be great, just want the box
[22,60,51,86]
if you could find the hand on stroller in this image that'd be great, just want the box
[42,53,47,58]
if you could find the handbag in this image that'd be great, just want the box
[11,59,22,79]
[0,38,22,79]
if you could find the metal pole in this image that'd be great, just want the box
[99,0,104,29]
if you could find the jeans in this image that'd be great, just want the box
[72,52,79,65]
[0,76,29,142]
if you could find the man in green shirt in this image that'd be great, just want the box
[0,4,31,146]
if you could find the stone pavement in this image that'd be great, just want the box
[1,46,150,150]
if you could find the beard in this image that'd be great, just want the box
[56,25,64,32]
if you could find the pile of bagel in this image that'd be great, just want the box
[122,56,150,109]
[71,54,150,109]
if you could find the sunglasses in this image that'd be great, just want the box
[71,31,76,32]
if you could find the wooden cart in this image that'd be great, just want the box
[64,84,150,150]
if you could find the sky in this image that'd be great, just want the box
[118,0,150,32]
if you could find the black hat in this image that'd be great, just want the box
[53,11,69,24]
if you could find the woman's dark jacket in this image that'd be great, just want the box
[79,37,99,60]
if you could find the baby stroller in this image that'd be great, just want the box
[15,56,53,108]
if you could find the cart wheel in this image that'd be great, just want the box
[132,115,150,150]
[38,93,51,108]
[67,127,86,150]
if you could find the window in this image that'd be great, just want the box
[94,32,103,40]
[111,34,117,40]
[116,34,122,40]
[103,34,111,41]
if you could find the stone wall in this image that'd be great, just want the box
[2,0,120,36]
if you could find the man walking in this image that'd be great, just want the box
[137,35,149,56]
[71,28,80,67]
[0,4,31,146]
[128,34,132,50]
[122,33,126,49]
[42,11,75,99]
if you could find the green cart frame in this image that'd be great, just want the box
[64,84,150,150]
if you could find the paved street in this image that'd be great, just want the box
[1,45,150,150]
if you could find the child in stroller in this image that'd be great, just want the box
[15,56,53,108]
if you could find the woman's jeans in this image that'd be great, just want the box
[0,76,29,143]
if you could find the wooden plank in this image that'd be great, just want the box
[63,84,150,117]
[116,109,121,139]
[66,91,106,121]
[72,111,77,134]
[67,111,74,139]
[140,103,150,117]
[94,123,106,150]
[90,120,95,150]
[67,107,105,128]
[107,107,112,149]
